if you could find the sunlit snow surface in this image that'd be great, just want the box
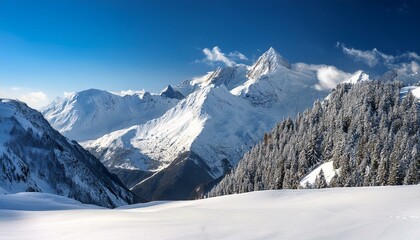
[1,185,419,240]
[300,161,338,187]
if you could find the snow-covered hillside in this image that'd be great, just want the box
[0,99,134,207]
[44,48,367,200]
[42,89,178,142]
[1,185,419,240]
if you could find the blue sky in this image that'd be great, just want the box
[1,0,419,108]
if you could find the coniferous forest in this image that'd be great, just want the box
[209,81,420,197]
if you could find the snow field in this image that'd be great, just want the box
[1,185,419,240]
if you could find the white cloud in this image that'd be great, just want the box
[337,42,394,67]
[314,66,352,91]
[1,87,50,110]
[404,52,420,61]
[397,61,419,76]
[296,63,354,91]
[411,61,419,74]
[200,46,247,67]
[18,91,49,110]
[228,51,248,61]
[338,42,420,70]
[203,46,235,67]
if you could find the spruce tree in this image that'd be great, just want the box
[315,169,328,189]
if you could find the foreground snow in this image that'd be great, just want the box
[1,185,419,240]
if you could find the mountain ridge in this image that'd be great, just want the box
[0,99,135,207]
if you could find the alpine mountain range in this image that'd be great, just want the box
[2,47,419,204]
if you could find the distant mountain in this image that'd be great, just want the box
[0,99,135,207]
[42,89,179,142]
[209,81,420,197]
[160,85,184,100]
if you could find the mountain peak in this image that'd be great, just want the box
[247,47,291,79]
[262,47,290,67]
[161,85,184,100]
[345,70,370,84]
[266,47,278,56]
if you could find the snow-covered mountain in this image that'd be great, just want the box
[44,48,366,200]
[345,70,370,84]
[42,89,179,142]
[0,99,135,207]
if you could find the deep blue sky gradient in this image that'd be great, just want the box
[1,0,419,98]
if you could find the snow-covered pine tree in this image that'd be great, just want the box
[315,169,328,189]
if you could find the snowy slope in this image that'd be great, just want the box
[345,70,370,83]
[1,185,419,240]
[299,161,339,187]
[0,99,134,207]
[42,89,178,141]
[174,64,249,97]
[0,192,102,211]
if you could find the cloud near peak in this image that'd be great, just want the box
[314,65,352,91]
[337,42,394,67]
[19,91,49,110]
[0,87,49,110]
[200,46,247,67]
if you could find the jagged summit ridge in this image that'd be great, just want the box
[247,47,291,79]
